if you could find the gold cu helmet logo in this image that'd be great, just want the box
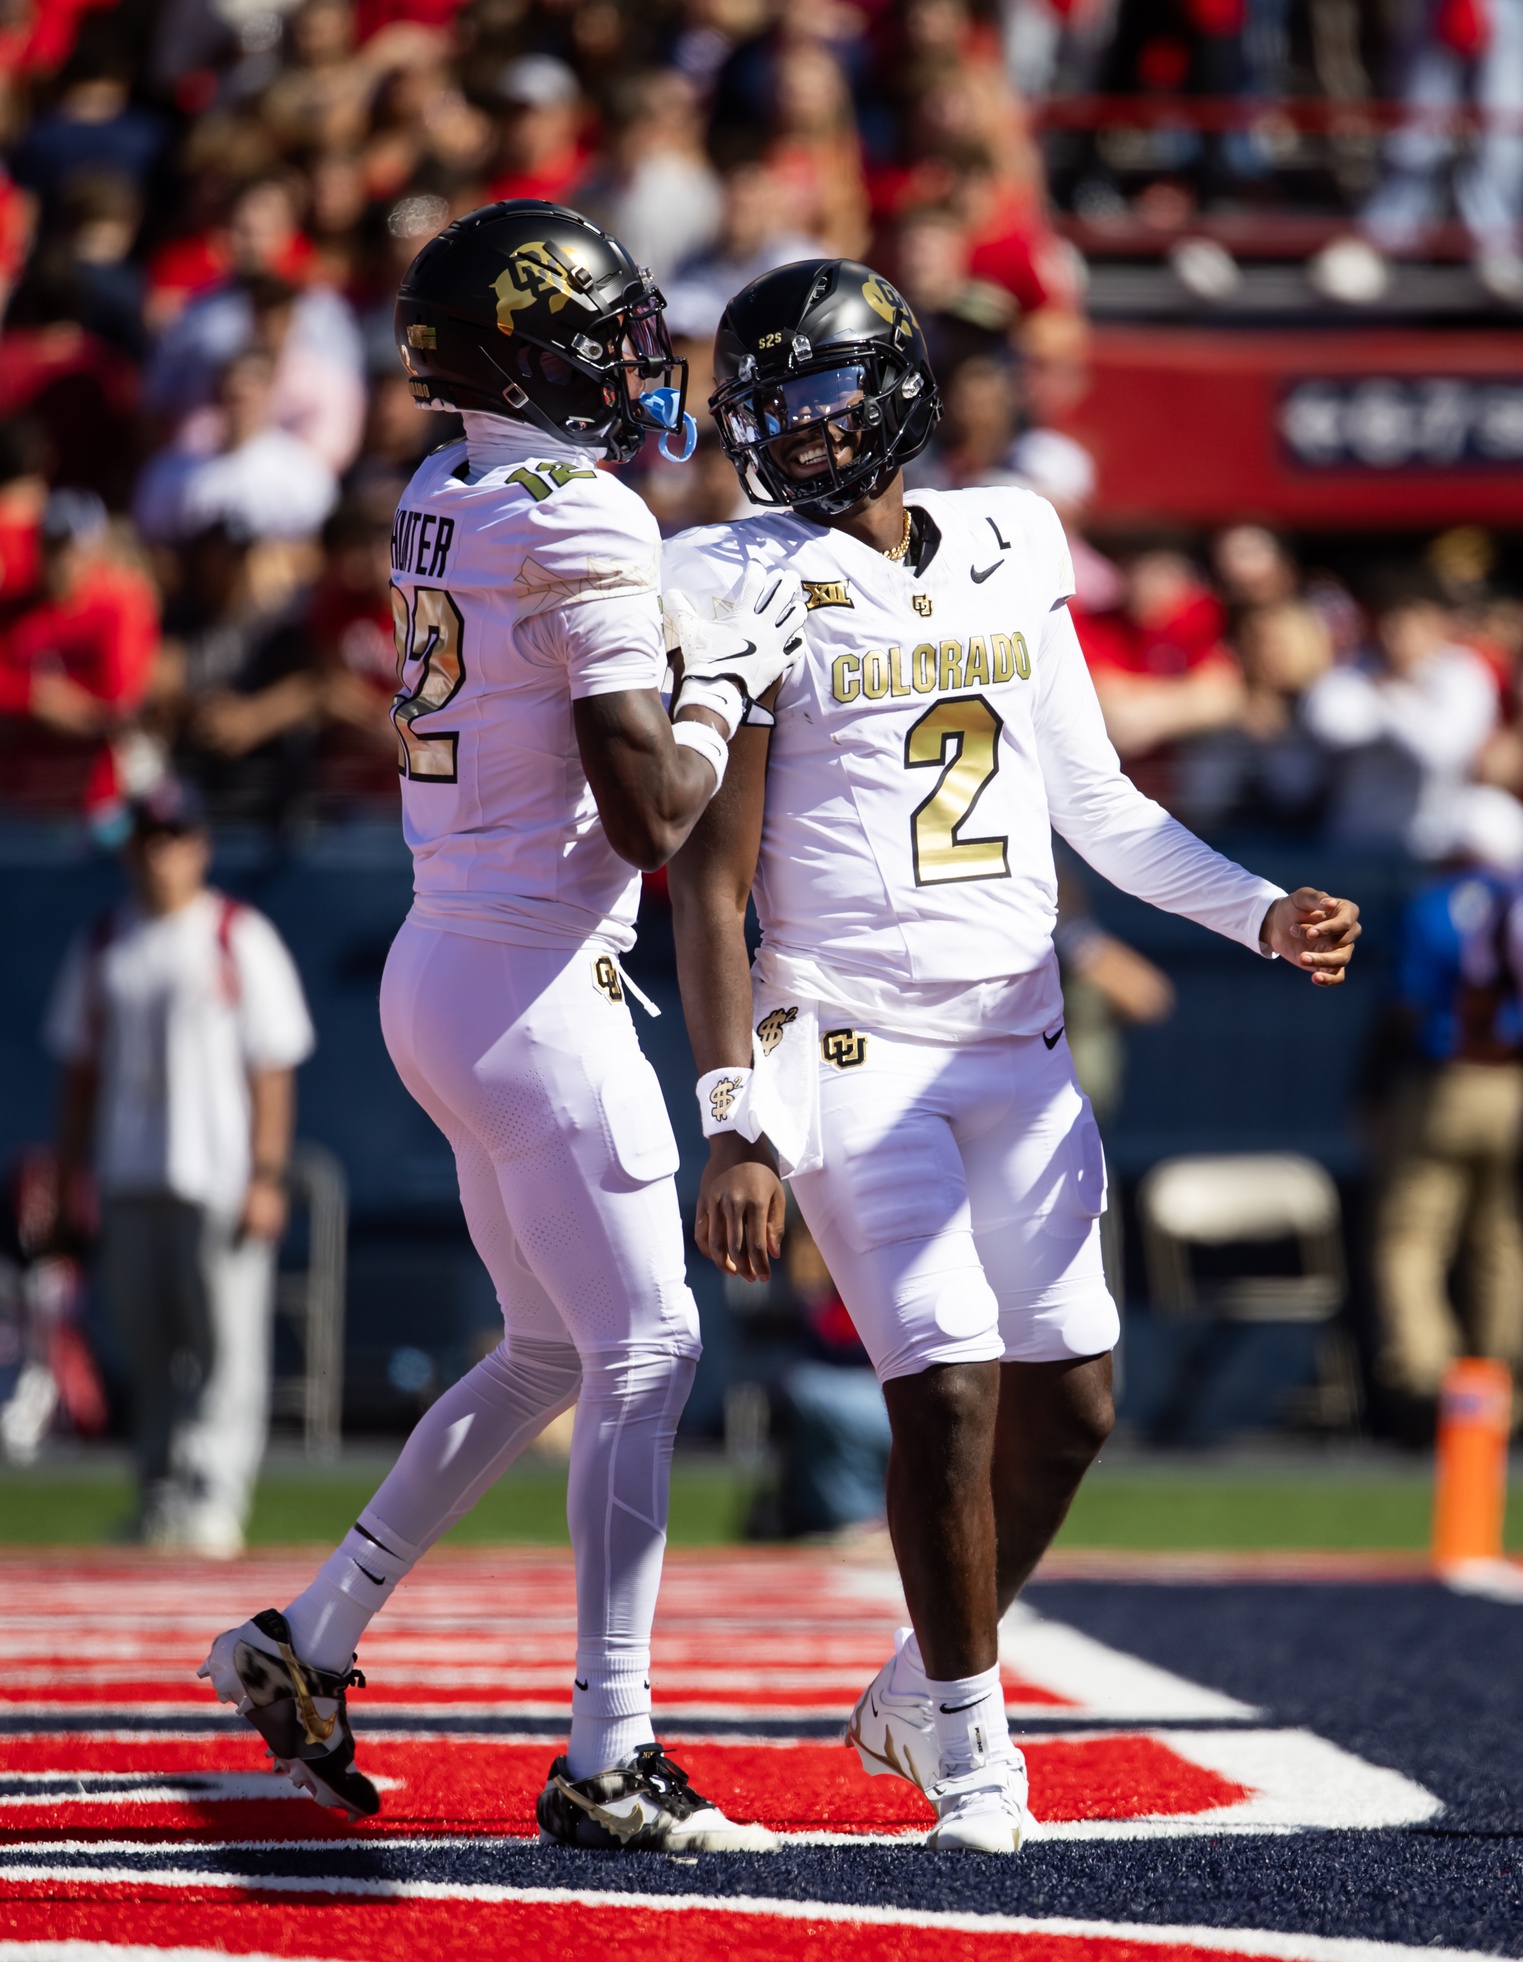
[862,274,916,333]
[755,1006,798,1056]
[493,244,598,337]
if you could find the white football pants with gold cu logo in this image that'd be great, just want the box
[788,1015,1119,1384]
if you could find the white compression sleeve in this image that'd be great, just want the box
[1035,603,1284,954]
[283,1335,582,1674]
[565,1343,697,1777]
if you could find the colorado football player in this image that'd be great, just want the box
[665,260,1360,1852]
[201,202,803,1852]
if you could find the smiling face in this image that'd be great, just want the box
[734,365,870,485]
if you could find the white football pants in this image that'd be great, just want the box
[786,1015,1119,1383]
[286,920,700,1764]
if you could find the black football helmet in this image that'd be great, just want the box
[709,260,940,518]
[395,201,693,464]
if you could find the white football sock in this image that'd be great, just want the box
[563,1345,695,1779]
[926,1661,1011,1779]
[282,1516,419,1675]
[889,1625,929,1695]
[282,1335,582,1675]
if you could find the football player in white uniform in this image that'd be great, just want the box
[199,203,805,1853]
[664,261,1361,1852]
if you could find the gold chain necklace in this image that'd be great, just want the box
[882,509,913,562]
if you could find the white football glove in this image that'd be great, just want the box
[665,563,808,738]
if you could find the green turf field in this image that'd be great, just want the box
[0,1451,1518,1551]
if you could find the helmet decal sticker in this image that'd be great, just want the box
[492,244,597,335]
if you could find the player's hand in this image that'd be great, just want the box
[695,1134,786,1283]
[666,563,807,718]
[1261,888,1361,987]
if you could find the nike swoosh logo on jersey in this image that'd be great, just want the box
[1043,1025,1065,1050]
[970,561,1002,583]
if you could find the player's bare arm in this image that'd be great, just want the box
[575,561,806,872]
[1261,887,1362,985]
[573,688,729,870]
[667,698,786,1283]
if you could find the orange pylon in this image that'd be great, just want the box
[1432,1358,1513,1569]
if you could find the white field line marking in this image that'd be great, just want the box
[0,1774,403,1808]
[0,1872,1503,1962]
[1147,1728,1443,1832]
[0,1947,304,1961]
[1001,1602,1258,1721]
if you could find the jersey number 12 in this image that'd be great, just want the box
[392,584,465,782]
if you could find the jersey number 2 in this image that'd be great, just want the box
[391,584,465,782]
[905,694,1010,885]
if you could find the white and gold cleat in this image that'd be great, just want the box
[845,1624,939,1792]
[927,1751,1032,1853]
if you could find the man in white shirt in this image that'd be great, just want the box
[665,260,1362,1853]
[132,346,338,545]
[46,777,314,1556]
[1303,570,1501,859]
[198,201,803,1851]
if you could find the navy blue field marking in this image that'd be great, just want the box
[1026,1579,1523,1834]
[0,1711,1262,1740]
[4,1833,1521,1955]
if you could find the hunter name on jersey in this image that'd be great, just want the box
[391,506,457,580]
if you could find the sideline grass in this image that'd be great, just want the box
[1,1458,1517,1552]
[0,1461,747,1549]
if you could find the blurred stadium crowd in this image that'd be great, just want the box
[0,0,1520,856]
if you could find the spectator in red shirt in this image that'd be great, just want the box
[310,502,402,803]
[145,174,320,330]
[486,56,589,207]
[0,489,158,736]
[1073,547,1245,806]
[0,254,140,508]
[0,420,47,625]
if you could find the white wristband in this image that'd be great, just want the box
[697,1064,757,1137]
[675,675,744,739]
[673,717,728,795]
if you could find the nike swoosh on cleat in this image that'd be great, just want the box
[970,562,1001,583]
[1043,1025,1065,1050]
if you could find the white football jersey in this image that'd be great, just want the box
[663,485,1281,1018]
[390,414,664,951]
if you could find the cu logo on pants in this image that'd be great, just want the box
[821,1028,869,1069]
[592,956,624,1004]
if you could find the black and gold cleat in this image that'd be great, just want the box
[198,1607,379,1818]
[536,1743,776,1851]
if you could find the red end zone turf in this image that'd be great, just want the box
[0,1733,1248,1841]
[0,1898,1366,1962]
